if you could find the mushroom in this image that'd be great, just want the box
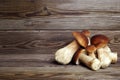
[55,40,79,64]
[103,46,117,63]
[72,31,88,64]
[74,49,101,71]
[91,34,112,68]
[86,45,97,58]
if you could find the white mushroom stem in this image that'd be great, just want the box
[97,48,111,68]
[86,37,96,58]
[79,49,101,71]
[75,58,80,65]
[81,30,91,46]
[88,37,91,46]
[103,46,118,63]
[88,52,96,58]
[55,40,79,64]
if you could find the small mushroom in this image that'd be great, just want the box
[72,31,88,64]
[91,34,112,68]
[55,40,79,64]
[86,45,97,58]
[74,49,101,71]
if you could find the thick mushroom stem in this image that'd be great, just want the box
[88,52,96,58]
[97,48,111,68]
[55,40,79,64]
[78,49,101,71]
[103,46,118,63]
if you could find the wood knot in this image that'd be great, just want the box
[38,7,51,16]
[110,34,120,45]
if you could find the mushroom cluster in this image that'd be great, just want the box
[55,30,118,71]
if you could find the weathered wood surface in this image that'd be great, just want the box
[0,0,120,80]
[0,31,119,80]
[0,16,120,30]
[0,66,119,80]
[0,31,120,55]
[0,0,120,14]
[0,0,120,30]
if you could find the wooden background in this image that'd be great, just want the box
[0,0,120,80]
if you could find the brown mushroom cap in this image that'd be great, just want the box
[81,30,91,37]
[86,45,96,53]
[72,32,88,48]
[91,34,109,49]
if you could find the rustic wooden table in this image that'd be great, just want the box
[0,0,120,80]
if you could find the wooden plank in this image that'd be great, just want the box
[0,66,119,80]
[0,16,120,30]
[0,30,119,55]
[0,0,120,13]
[0,53,119,67]
[0,0,120,18]
[0,0,119,30]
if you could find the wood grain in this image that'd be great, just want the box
[0,66,119,80]
[0,31,119,70]
[0,0,120,79]
[0,16,120,30]
[0,0,119,30]
[0,0,120,18]
[0,0,120,13]
[0,30,120,55]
